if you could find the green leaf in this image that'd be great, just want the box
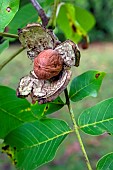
[39,0,54,8]
[75,6,96,32]
[45,97,64,115]
[78,98,113,135]
[97,152,113,170]
[0,86,36,138]
[8,3,38,34]
[4,119,71,169]
[31,97,64,118]
[0,86,64,138]
[69,70,105,102]
[20,0,54,10]
[0,40,9,54]
[56,3,95,43]
[0,0,20,32]
[57,3,81,42]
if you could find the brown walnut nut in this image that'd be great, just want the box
[33,49,63,80]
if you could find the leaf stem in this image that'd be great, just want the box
[0,47,25,71]
[64,88,93,170]
[0,32,18,39]
[30,0,49,27]
[47,0,60,29]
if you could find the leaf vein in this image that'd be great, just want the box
[0,108,23,122]
[20,130,71,150]
[70,80,97,99]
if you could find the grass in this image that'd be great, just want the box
[0,42,113,170]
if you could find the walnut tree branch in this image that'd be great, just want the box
[0,32,18,39]
[47,0,60,29]
[30,0,49,27]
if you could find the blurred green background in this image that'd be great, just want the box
[0,0,113,170]
[75,0,113,42]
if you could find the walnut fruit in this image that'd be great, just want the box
[17,24,81,104]
[33,49,63,80]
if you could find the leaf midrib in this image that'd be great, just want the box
[79,117,113,129]
[20,130,72,150]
